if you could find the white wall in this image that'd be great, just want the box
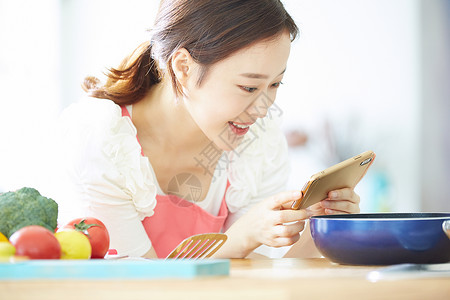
[0,0,60,192]
[280,0,422,212]
[420,0,450,212]
[59,0,160,108]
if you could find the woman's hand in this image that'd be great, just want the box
[307,188,361,216]
[220,190,311,258]
[282,188,361,259]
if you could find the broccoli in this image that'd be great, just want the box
[0,187,58,238]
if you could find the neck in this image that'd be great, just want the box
[131,77,211,155]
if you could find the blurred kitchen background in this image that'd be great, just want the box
[0,0,449,213]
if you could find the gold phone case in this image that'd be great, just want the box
[291,150,376,210]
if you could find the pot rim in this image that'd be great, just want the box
[311,212,450,221]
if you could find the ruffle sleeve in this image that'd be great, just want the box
[54,97,157,256]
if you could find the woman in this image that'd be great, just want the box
[56,0,360,258]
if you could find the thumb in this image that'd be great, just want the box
[268,190,303,210]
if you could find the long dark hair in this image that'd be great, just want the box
[83,0,299,105]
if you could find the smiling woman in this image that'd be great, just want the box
[51,0,362,260]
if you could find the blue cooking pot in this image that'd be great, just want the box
[310,213,450,265]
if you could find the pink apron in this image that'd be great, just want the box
[121,106,229,258]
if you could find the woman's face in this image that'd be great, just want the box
[183,32,292,151]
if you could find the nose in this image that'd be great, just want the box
[245,91,275,119]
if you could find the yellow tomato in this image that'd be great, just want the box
[55,229,92,259]
[0,241,15,257]
[0,232,8,242]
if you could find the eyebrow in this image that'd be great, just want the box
[239,68,286,79]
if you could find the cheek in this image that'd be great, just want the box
[189,85,243,125]
[187,90,249,150]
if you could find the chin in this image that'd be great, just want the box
[203,125,246,152]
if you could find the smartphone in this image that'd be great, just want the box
[291,150,376,210]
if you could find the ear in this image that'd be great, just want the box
[171,48,195,88]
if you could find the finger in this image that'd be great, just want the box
[275,209,311,224]
[321,200,361,214]
[324,207,360,215]
[268,190,303,210]
[328,188,360,204]
[267,234,301,247]
[273,221,305,238]
[306,202,323,213]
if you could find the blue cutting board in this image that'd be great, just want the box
[0,259,230,280]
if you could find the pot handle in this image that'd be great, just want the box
[443,220,450,239]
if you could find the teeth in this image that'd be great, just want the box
[232,122,249,129]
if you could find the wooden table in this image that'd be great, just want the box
[1,258,449,300]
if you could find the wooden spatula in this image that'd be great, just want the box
[166,233,227,259]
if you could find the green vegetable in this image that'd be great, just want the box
[0,187,58,238]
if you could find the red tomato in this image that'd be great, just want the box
[10,225,61,259]
[62,217,110,259]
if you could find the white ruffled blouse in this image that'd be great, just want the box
[55,97,290,257]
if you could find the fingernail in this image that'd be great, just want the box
[292,191,301,198]
[330,192,337,199]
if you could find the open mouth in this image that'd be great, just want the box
[228,121,250,136]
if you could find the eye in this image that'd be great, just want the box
[240,86,258,93]
[271,81,284,88]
